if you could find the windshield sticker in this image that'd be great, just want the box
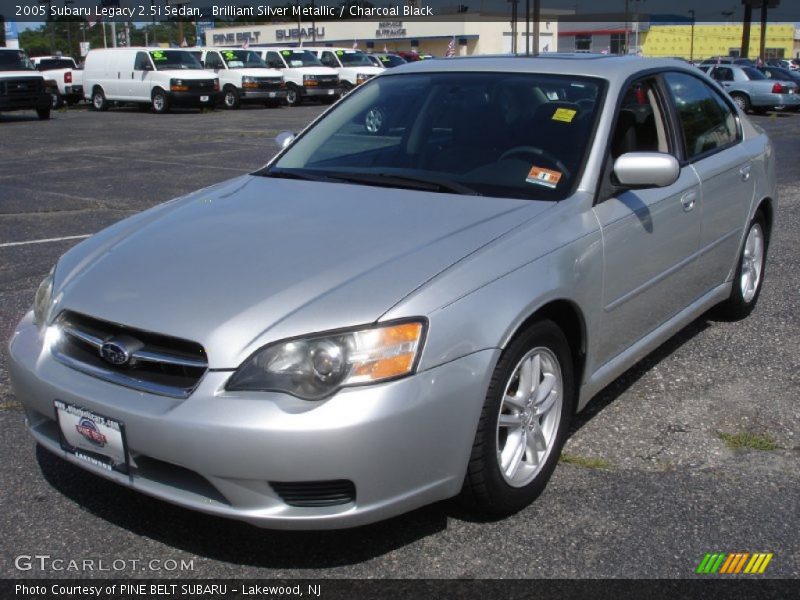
[552,108,577,123]
[336,50,344,56]
[282,50,291,56]
[150,50,167,61]
[526,166,562,189]
[222,51,237,60]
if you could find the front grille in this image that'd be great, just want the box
[186,79,216,91]
[255,77,282,90]
[316,76,338,89]
[52,311,208,399]
[271,480,356,507]
[2,77,43,98]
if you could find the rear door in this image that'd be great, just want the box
[593,76,703,365]
[662,71,754,291]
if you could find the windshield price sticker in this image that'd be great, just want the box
[150,50,167,61]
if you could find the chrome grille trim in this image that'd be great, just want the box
[53,311,208,399]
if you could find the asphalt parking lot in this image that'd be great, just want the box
[0,103,798,580]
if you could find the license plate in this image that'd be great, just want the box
[55,400,129,474]
[200,95,209,102]
[269,92,276,98]
[327,89,334,95]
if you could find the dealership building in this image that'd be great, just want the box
[204,13,565,56]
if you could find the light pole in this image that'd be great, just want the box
[688,9,695,62]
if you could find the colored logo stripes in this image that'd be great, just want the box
[696,552,773,574]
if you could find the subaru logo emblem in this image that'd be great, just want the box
[100,339,131,366]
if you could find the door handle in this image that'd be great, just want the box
[739,165,752,182]
[681,191,697,212]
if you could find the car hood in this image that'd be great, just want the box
[229,68,282,78]
[159,70,216,79]
[54,176,551,368]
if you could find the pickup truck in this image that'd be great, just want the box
[0,48,52,119]
[32,55,84,108]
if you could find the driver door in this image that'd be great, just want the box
[592,76,703,367]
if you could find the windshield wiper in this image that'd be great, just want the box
[263,169,338,183]
[323,172,483,196]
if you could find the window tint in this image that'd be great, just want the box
[712,67,733,82]
[320,52,339,68]
[134,52,150,71]
[611,79,670,158]
[741,67,766,80]
[266,51,285,69]
[204,52,223,69]
[664,72,738,160]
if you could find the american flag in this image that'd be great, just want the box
[446,36,456,57]
[353,40,358,49]
[383,44,388,53]
[242,38,249,50]
[180,38,188,48]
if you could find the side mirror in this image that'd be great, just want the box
[275,131,296,150]
[613,152,679,188]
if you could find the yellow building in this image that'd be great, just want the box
[642,23,796,60]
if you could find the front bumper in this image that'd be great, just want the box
[240,89,288,101]
[8,313,497,529]
[302,87,340,98]
[0,92,51,112]
[167,90,222,107]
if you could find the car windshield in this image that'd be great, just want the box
[149,50,202,70]
[281,50,322,67]
[36,58,76,70]
[220,49,267,69]
[266,72,604,201]
[379,54,407,67]
[336,51,374,66]
[0,50,35,71]
[742,67,766,80]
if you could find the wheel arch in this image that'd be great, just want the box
[755,196,774,241]
[501,299,588,411]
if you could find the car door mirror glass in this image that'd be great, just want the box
[613,152,679,188]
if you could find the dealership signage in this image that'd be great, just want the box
[211,31,262,45]
[275,27,326,41]
[375,21,406,38]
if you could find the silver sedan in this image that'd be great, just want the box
[9,55,775,529]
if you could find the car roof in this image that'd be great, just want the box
[386,54,699,84]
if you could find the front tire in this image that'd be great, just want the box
[285,84,302,107]
[223,86,240,109]
[152,88,170,114]
[461,319,575,515]
[36,107,51,120]
[714,212,768,320]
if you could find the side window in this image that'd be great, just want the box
[205,52,223,69]
[611,79,670,159]
[134,52,151,71]
[664,72,739,160]
[716,67,734,82]
[266,52,284,69]
[321,52,338,68]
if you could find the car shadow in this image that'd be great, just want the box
[36,316,716,562]
[35,444,448,568]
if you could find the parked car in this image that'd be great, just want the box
[373,53,408,68]
[0,48,52,119]
[9,56,774,529]
[701,64,800,113]
[765,58,797,71]
[365,54,383,68]
[758,65,800,88]
[304,47,383,94]
[184,48,284,109]
[31,55,84,108]
[83,48,220,114]
[255,47,340,107]
[699,56,754,68]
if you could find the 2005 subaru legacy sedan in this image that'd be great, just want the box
[9,55,774,529]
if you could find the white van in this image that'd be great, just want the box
[187,48,285,109]
[302,48,383,94]
[253,47,340,107]
[83,48,221,114]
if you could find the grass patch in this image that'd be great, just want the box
[717,431,778,451]
[559,453,611,470]
[0,400,23,411]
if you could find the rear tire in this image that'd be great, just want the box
[92,88,108,111]
[731,93,751,113]
[461,319,575,515]
[713,212,768,320]
[50,91,63,109]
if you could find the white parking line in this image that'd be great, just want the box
[0,234,92,248]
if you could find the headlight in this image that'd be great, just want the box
[356,73,371,85]
[303,74,319,86]
[170,78,188,91]
[226,320,426,400]
[33,267,55,328]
